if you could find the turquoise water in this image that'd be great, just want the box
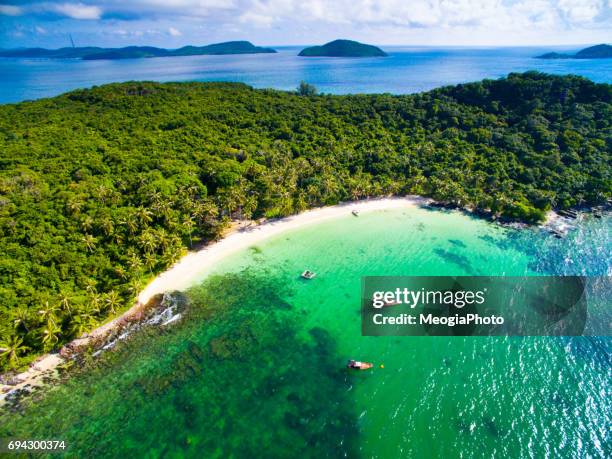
[1,207,610,457]
[1,46,611,104]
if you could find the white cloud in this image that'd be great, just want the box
[4,0,611,46]
[0,5,23,16]
[557,0,604,23]
[168,26,182,36]
[235,0,610,30]
[51,3,102,19]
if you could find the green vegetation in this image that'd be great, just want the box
[297,81,318,96]
[0,72,610,370]
[298,39,387,57]
[536,44,612,59]
[0,41,277,60]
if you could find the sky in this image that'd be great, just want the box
[0,0,611,49]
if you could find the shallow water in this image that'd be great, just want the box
[2,46,611,104]
[1,207,610,458]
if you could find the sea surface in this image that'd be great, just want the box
[2,207,610,458]
[1,46,611,104]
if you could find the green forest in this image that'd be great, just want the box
[0,72,610,370]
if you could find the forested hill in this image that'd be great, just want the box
[0,72,610,369]
[0,41,277,60]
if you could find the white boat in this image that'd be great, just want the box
[301,270,316,279]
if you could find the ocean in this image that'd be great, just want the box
[2,207,610,457]
[1,46,611,104]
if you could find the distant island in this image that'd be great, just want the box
[0,41,277,60]
[298,39,387,57]
[536,44,612,59]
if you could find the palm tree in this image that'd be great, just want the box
[10,306,31,332]
[88,293,102,315]
[138,230,157,254]
[67,198,84,215]
[182,215,195,247]
[58,290,72,314]
[144,253,157,274]
[38,301,59,326]
[100,217,114,237]
[81,215,94,232]
[0,334,29,368]
[41,320,61,350]
[127,253,143,273]
[82,234,97,252]
[84,278,97,294]
[127,278,142,296]
[136,206,153,225]
[121,213,139,235]
[104,290,121,315]
[115,265,128,280]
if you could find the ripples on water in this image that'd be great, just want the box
[1,46,611,104]
[0,209,609,458]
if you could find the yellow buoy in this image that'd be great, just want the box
[380,364,384,369]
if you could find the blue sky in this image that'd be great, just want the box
[1,1,611,48]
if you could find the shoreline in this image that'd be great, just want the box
[137,196,429,305]
[2,195,606,404]
[1,196,428,403]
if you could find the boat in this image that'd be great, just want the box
[301,270,316,279]
[352,210,359,217]
[347,360,373,370]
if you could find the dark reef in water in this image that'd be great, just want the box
[0,271,361,458]
[433,249,475,274]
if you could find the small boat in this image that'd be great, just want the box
[347,360,373,370]
[352,210,359,217]
[301,270,316,279]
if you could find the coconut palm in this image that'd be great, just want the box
[100,216,114,236]
[38,301,59,326]
[0,334,29,368]
[121,213,139,234]
[41,321,62,350]
[104,290,121,315]
[144,253,157,274]
[58,290,72,314]
[138,230,157,254]
[127,253,143,273]
[136,206,153,225]
[84,278,97,294]
[182,215,195,247]
[10,306,31,332]
[81,215,94,232]
[82,234,97,252]
[66,198,84,215]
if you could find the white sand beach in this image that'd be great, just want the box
[1,196,427,402]
[138,196,427,305]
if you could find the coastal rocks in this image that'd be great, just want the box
[1,292,187,408]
